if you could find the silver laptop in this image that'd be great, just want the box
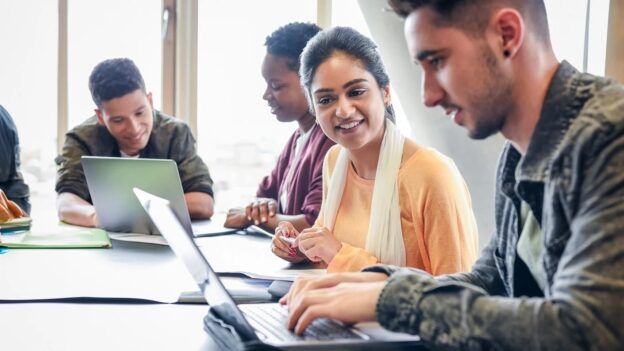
[82,156,236,236]
[134,188,422,350]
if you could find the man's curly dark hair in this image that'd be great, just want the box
[88,58,146,108]
[265,22,322,72]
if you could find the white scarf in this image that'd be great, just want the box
[323,121,406,266]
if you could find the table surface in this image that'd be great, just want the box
[0,220,327,351]
[0,302,220,351]
[0,225,255,351]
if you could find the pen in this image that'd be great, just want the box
[247,224,275,238]
[248,225,296,245]
[279,235,295,245]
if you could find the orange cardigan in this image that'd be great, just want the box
[315,141,479,275]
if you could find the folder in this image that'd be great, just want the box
[0,227,112,249]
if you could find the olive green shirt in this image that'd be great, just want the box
[55,111,213,203]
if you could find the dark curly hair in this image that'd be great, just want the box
[265,22,322,72]
[88,58,146,108]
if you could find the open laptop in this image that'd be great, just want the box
[82,156,237,236]
[134,188,423,350]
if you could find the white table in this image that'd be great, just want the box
[0,303,220,351]
[0,223,323,350]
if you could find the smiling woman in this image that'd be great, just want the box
[274,26,480,275]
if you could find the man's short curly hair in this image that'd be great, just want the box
[265,22,322,72]
[387,0,550,44]
[88,58,146,108]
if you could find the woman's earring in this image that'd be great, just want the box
[503,49,511,58]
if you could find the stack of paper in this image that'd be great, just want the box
[0,217,32,233]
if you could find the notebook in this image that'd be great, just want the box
[0,227,111,249]
[134,188,422,350]
[81,156,234,237]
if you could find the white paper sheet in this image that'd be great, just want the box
[196,233,326,281]
[0,240,197,303]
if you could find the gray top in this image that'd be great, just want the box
[365,61,624,350]
[56,110,213,203]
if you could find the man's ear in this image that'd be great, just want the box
[95,109,106,126]
[490,8,525,59]
[146,92,154,109]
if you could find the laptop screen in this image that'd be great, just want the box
[134,188,259,342]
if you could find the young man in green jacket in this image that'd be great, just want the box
[56,58,214,227]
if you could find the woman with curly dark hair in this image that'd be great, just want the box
[225,23,335,241]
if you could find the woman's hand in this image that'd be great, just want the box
[246,197,278,225]
[296,227,342,264]
[224,207,251,229]
[271,221,306,263]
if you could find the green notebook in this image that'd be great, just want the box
[0,227,112,249]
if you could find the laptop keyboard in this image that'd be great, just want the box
[240,303,364,342]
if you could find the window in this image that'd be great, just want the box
[197,0,317,212]
[67,0,162,128]
[0,0,58,216]
[546,0,610,75]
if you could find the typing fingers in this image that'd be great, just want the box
[281,276,315,307]
[290,281,385,334]
[295,305,330,336]
[281,274,338,307]
[286,288,325,330]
